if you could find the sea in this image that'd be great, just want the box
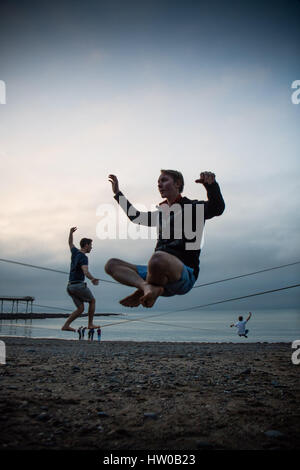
[0,309,299,343]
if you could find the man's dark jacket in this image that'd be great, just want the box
[114,182,225,280]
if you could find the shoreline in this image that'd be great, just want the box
[0,313,122,320]
[0,335,293,344]
[0,337,299,450]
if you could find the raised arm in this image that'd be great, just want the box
[246,312,252,322]
[195,171,225,220]
[68,227,77,250]
[108,174,157,226]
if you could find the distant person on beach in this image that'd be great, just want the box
[97,327,102,342]
[230,312,252,338]
[77,326,82,340]
[106,171,225,308]
[62,227,100,332]
[88,328,95,341]
[81,326,87,339]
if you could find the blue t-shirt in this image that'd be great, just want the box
[69,247,88,282]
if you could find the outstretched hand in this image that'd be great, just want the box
[70,227,77,233]
[108,174,120,194]
[195,172,216,185]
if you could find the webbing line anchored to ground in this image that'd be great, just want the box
[192,261,300,288]
[0,258,118,284]
[1,257,299,289]
[98,282,300,329]
[4,281,300,333]
[0,256,298,312]
[1,257,299,332]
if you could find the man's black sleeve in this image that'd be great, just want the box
[113,191,157,226]
[203,182,225,220]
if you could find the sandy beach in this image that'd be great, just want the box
[0,337,299,451]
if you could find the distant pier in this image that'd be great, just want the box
[0,296,35,314]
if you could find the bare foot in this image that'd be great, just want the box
[140,284,164,308]
[62,325,76,332]
[119,289,144,307]
[88,324,100,329]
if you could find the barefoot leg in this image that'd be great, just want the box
[105,258,146,289]
[87,299,101,329]
[62,325,77,332]
[62,305,84,332]
[137,251,184,308]
[105,258,149,307]
[140,284,164,308]
[147,251,183,286]
[119,289,144,307]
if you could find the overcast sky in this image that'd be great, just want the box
[0,0,299,314]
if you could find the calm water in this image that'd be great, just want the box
[0,309,299,343]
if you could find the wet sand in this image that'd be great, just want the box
[0,337,299,451]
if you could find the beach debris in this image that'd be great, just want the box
[240,368,251,375]
[271,380,280,387]
[36,412,50,422]
[143,412,159,420]
[264,430,284,438]
[196,441,214,449]
[18,400,28,409]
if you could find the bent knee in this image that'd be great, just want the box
[148,251,183,281]
[148,252,167,270]
[105,258,119,274]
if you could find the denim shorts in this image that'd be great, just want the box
[136,264,196,297]
[67,282,95,308]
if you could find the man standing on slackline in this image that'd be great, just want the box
[62,227,100,332]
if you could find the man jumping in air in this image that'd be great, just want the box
[62,227,100,332]
[230,312,252,338]
[105,170,225,308]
